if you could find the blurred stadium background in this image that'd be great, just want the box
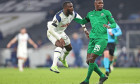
[0,0,140,84]
[0,0,140,74]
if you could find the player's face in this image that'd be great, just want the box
[66,3,73,15]
[20,28,26,34]
[95,0,104,10]
[73,33,78,40]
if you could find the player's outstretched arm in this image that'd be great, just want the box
[74,13,90,25]
[73,13,89,38]
[74,18,89,38]
[47,21,61,40]
[28,39,38,48]
[73,18,88,25]
[7,37,17,48]
[106,10,116,28]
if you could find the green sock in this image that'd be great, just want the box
[94,63,105,78]
[84,63,95,83]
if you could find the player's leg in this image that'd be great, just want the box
[59,44,72,67]
[109,55,114,65]
[18,58,24,72]
[80,39,95,84]
[47,31,63,73]
[17,50,27,72]
[81,53,107,84]
[93,39,108,84]
[80,54,97,84]
[50,40,64,73]
[103,49,110,76]
[59,32,72,67]
[63,44,72,60]
[17,57,26,72]
[81,39,107,84]
[85,53,99,82]
[109,55,114,71]
[109,43,116,72]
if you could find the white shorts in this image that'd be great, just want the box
[47,31,70,46]
[17,49,28,58]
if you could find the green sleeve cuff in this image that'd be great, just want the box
[74,18,88,24]
[110,23,116,28]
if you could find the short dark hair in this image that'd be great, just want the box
[63,1,72,8]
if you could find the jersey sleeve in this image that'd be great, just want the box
[113,24,122,36]
[15,34,19,40]
[106,10,116,28]
[74,12,86,27]
[27,34,31,40]
[51,14,61,27]
[73,12,89,24]
[47,13,61,40]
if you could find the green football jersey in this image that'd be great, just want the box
[74,9,116,39]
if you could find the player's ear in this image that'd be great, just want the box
[63,5,67,10]
[63,8,67,11]
[94,2,96,6]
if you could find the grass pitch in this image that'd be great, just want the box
[0,68,140,84]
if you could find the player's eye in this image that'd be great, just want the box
[98,2,104,4]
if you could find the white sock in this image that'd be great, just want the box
[18,59,24,72]
[62,48,70,61]
[52,47,62,67]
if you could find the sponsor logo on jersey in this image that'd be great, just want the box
[61,23,70,27]
[101,13,104,16]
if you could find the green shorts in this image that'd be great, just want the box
[87,38,108,56]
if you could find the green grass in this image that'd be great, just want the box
[0,68,140,84]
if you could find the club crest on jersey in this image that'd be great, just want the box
[53,20,57,23]
[101,13,104,16]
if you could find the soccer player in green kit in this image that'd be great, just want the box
[73,0,116,84]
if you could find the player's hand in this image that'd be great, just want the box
[33,44,38,49]
[7,44,11,48]
[84,30,89,39]
[59,38,65,46]
[103,24,110,29]
[109,32,114,36]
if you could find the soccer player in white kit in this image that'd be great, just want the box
[47,1,89,73]
[7,28,37,72]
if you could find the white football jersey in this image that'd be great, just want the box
[16,33,30,51]
[48,10,85,34]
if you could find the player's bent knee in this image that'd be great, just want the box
[89,54,98,63]
[86,60,89,65]
[55,41,64,48]
[89,59,95,63]
[86,54,90,65]
[89,56,95,63]
[60,45,64,48]
[56,44,64,48]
